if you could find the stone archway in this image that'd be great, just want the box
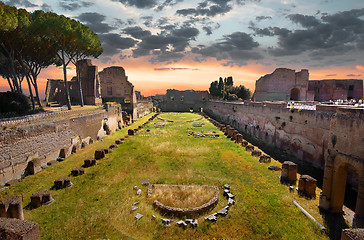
[319,153,364,227]
[290,88,300,101]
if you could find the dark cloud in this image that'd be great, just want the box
[260,8,364,58]
[111,0,158,9]
[123,26,152,39]
[325,74,337,77]
[176,0,233,17]
[5,0,37,8]
[192,31,262,66]
[287,14,320,27]
[41,3,52,12]
[99,33,137,56]
[256,16,272,21]
[131,26,199,63]
[59,0,94,11]
[155,0,183,11]
[77,12,116,34]
[203,26,213,35]
[141,16,153,27]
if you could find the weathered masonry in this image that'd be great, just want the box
[204,101,364,227]
[252,68,363,102]
[0,105,123,185]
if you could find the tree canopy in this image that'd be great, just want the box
[209,76,251,101]
[0,2,103,110]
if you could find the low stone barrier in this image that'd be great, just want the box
[281,161,297,184]
[259,154,271,163]
[71,167,85,176]
[54,177,72,190]
[245,145,255,151]
[94,149,105,160]
[251,149,262,157]
[84,158,96,167]
[30,190,54,208]
[0,196,24,220]
[0,218,40,240]
[298,175,317,197]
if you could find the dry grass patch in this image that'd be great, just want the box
[150,184,217,209]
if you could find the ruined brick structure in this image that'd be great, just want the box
[204,101,364,227]
[45,60,102,105]
[253,68,309,101]
[252,68,363,102]
[307,79,363,101]
[99,66,137,119]
[160,89,209,112]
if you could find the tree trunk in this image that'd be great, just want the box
[77,63,84,107]
[25,75,35,110]
[6,77,14,92]
[62,50,72,110]
[31,75,43,109]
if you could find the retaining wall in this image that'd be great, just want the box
[0,106,122,185]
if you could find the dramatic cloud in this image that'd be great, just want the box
[202,26,213,35]
[192,31,262,65]
[287,14,320,27]
[77,12,116,34]
[131,26,199,63]
[248,8,364,60]
[59,0,94,11]
[123,26,152,39]
[176,0,233,17]
[155,0,183,11]
[111,0,158,9]
[99,33,137,56]
[4,0,37,8]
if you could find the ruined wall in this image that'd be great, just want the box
[161,89,209,112]
[135,101,154,119]
[307,79,363,101]
[205,101,364,178]
[0,107,122,185]
[99,66,137,119]
[253,68,309,102]
[205,101,334,169]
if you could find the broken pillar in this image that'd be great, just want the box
[281,161,297,184]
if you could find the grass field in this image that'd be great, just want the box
[1,112,329,239]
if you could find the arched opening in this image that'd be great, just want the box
[331,163,358,213]
[290,88,300,101]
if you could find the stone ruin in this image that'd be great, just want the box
[0,218,40,240]
[0,196,24,220]
[280,161,297,184]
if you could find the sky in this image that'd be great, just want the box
[1,0,364,97]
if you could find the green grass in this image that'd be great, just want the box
[1,112,328,240]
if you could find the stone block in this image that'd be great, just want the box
[0,196,24,220]
[0,218,40,240]
[115,139,122,145]
[268,165,281,171]
[298,175,317,197]
[259,154,271,163]
[245,145,255,152]
[104,148,112,154]
[109,144,118,149]
[71,167,85,176]
[241,140,248,147]
[95,149,105,160]
[281,161,297,184]
[236,134,243,143]
[251,149,262,157]
[54,177,72,190]
[128,129,134,135]
[84,158,96,168]
[31,190,53,208]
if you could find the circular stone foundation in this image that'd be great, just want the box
[147,184,219,217]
